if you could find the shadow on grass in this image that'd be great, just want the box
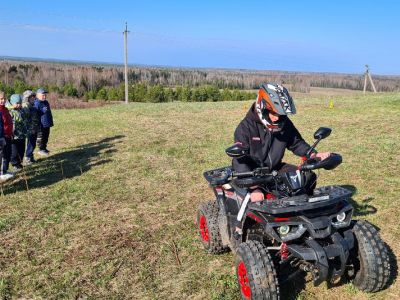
[279,269,307,300]
[2,135,125,194]
[383,241,398,290]
[340,185,377,217]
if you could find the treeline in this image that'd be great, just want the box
[88,84,255,102]
[0,80,81,97]
[309,74,400,92]
[1,60,400,96]
[0,80,255,102]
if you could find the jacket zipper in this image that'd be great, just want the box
[265,128,273,169]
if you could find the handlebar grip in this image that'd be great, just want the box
[300,164,315,171]
[233,166,271,178]
[233,171,254,178]
[300,153,342,171]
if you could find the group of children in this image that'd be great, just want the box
[0,88,54,181]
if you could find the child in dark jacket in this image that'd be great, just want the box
[8,94,28,171]
[34,88,53,156]
[0,91,14,180]
[22,90,40,164]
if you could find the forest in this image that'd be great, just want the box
[1,59,399,102]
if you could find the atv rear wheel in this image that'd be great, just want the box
[197,201,228,254]
[350,220,390,292]
[236,240,280,300]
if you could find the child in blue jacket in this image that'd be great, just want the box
[7,94,28,171]
[34,88,53,156]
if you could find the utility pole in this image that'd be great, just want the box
[4,59,8,86]
[90,67,93,92]
[363,65,377,93]
[123,22,129,104]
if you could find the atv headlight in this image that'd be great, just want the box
[336,212,346,222]
[332,209,352,229]
[278,225,290,235]
[278,224,307,242]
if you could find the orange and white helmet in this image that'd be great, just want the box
[255,83,296,132]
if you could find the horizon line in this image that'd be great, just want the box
[1,55,399,78]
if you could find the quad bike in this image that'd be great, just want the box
[197,127,390,300]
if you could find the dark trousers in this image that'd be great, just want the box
[26,133,38,158]
[37,127,50,151]
[11,139,26,167]
[1,137,12,174]
[0,143,4,175]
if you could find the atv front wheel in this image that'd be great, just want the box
[351,220,390,292]
[236,240,280,300]
[197,201,228,254]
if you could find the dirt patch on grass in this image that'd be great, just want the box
[47,94,113,109]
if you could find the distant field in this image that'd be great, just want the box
[0,92,399,299]
[246,87,363,99]
[306,87,364,96]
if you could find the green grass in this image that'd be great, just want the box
[0,93,399,299]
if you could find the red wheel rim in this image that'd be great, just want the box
[238,261,251,299]
[199,215,209,242]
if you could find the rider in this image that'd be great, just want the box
[233,83,330,202]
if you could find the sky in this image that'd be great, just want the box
[0,0,399,75]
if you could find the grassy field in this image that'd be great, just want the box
[0,92,399,299]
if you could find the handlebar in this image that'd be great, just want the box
[203,153,342,187]
[231,167,276,188]
[232,153,342,177]
[300,153,342,171]
[232,167,272,178]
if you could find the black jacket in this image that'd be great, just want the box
[233,103,312,172]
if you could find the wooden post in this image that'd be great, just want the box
[363,65,377,93]
[367,72,377,93]
[123,22,129,104]
[363,70,368,93]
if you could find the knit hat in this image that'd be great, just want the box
[23,90,36,103]
[10,94,22,105]
[36,88,48,94]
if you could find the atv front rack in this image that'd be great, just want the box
[249,185,353,214]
